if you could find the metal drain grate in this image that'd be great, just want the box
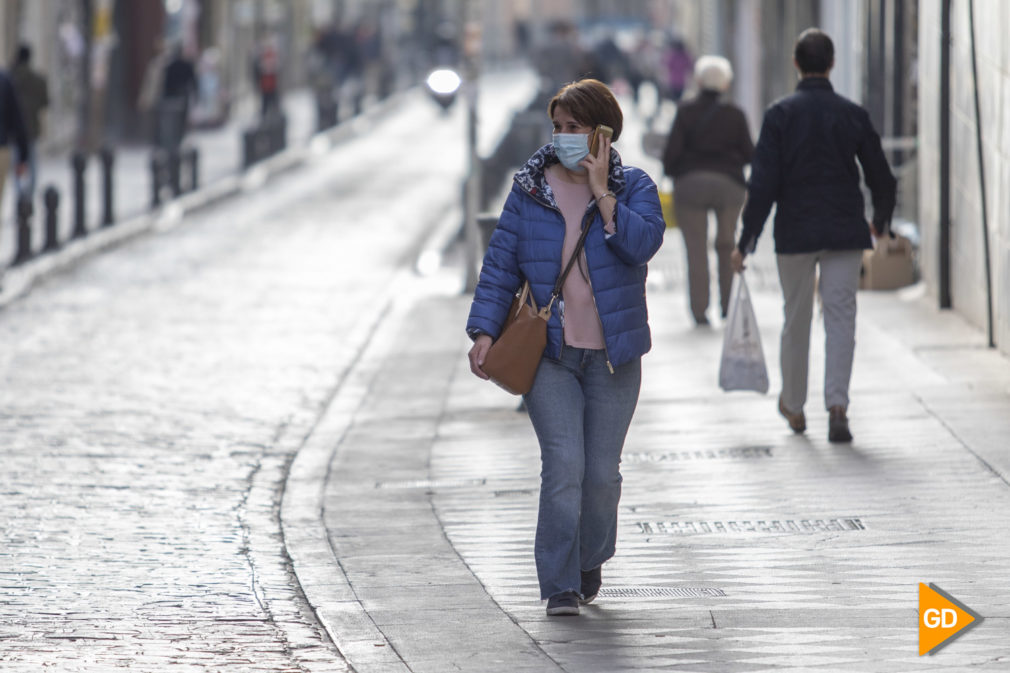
[623,447,773,463]
[636,518,866,535]
[374,478,486,490]
[600,587,726,598]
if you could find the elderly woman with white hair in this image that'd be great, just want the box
[662,55,755,325]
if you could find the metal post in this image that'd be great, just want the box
[71,151,88,239]
[187,147,199,192]
[13,197,33,265]
[462,8,482,293]
[43,186,60,252]
[939,0,951,309]
[150,151,165,207]
[168,148,182,197]
[100,145,114,226]
[242,127,257,168]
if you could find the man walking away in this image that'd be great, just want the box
[9,44,48,203]
[161,44,198,150]
[731,28,896,443]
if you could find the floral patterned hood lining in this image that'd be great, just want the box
[513,143,628,211]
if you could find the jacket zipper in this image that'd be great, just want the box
[525,183,616,374]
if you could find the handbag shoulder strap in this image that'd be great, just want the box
[548,207,596,304]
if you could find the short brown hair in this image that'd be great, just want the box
[547,79,623,142]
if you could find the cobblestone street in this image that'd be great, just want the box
[0,83,478,671]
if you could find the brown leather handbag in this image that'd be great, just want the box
[482,212,595,395]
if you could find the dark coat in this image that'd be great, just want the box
[466,144,665,369]
[739,77,896,255]
[10,63,48,141]
[0,69,29,158]
[662,90,754,186]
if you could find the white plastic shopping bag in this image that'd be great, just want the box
[718,274,769,393]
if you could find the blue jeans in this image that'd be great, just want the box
[524,347,641,599]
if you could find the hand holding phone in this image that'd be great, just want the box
[589,124,613,156]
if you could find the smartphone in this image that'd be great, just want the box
[589,125,613,155]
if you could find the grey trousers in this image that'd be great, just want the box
[776,250,863,412]
[673,171,745,321]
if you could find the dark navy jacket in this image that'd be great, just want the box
[466,144,665,369]
[738,77,896,255]
[0,70,29,158]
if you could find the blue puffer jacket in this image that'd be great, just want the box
[466,144,665,369]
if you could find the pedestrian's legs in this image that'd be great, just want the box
[524,349,587,600]
[712,184,745,318]
[776,252,819,413]
[579,352,640,573]
[817,250,862,410]
[674,190,711,323]
[0,146,10,214]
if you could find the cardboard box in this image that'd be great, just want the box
[860,234,916,290]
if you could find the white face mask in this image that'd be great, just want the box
[552,133,590,171]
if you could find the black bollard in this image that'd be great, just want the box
[185,147,199,192]
[242,127,258,169]
[168,148,182,197]
[43,186,60,252]
[71,151,87,239]
[316,93,337,132]
[150,150,165,208]
[100,146,115,226]
[13,196,33,265]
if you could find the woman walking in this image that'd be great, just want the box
[466,79,665,616]
[662,55,754,325]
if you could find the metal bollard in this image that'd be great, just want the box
[185,147,199,192]
[13,196,33,265]
[150,150,166,208]
[168,148,182,197]
[43,186,60,252]
[71,151,87,239]
[100,145,115,226]
[242,127,259,169]
[316,93,337,132]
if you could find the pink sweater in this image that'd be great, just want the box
[546,167,606,349]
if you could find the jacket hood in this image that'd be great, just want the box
[513,143,628,210]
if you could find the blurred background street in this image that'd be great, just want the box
[1,1,1009,671]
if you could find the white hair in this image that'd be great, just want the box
[694,55,733,93]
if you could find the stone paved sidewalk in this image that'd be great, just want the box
[285,97,1010,671]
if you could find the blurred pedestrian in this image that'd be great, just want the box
[138,39,169,143]
[160,44,198,149]
[466,79,665,616]
[731,28,896,443]
[9,44,49,202]
[662,55,754,325]
[0,66,29,214]
[662,38,692,102]
[532,20,592,108]
[253,35,282,121]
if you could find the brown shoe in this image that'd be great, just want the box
[828,406,853,443]
[778,396,806,434]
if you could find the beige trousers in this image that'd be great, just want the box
[673,171,745,322]
[776,250,863,412]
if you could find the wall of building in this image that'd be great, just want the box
[918,0,1010,352]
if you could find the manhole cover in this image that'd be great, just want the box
[636,518,865,535]
[600,587,726,598]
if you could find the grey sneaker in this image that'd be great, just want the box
[546,591,580,616]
